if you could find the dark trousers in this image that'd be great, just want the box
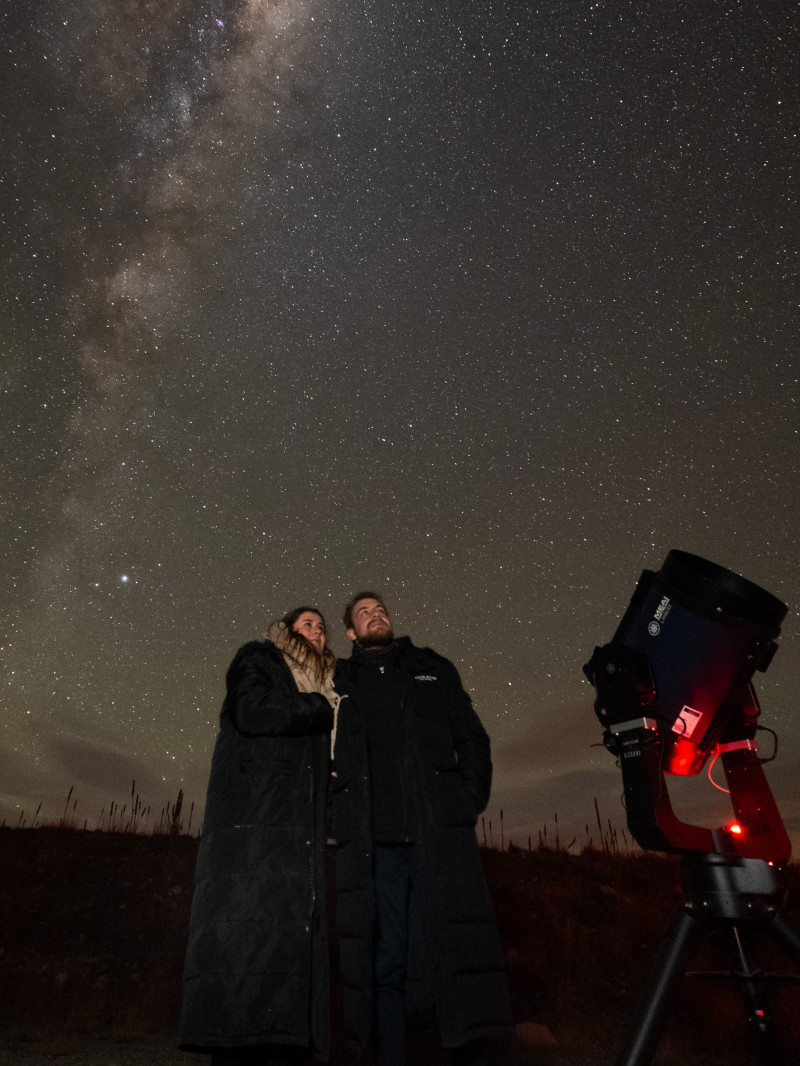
[373,843,415,1066]
[372,843,488,1066]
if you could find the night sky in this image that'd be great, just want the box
[3,1,799,850]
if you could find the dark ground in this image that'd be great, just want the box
[0,1031,603,1066]
[0,1031,745,1066]
[2,828,800,1065]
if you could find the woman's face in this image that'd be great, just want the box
[292,611,326,652]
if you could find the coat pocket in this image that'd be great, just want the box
[433,764,478,827]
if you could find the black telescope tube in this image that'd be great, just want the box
[659,551,786,634]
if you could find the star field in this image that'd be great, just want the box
[2,0,799,847]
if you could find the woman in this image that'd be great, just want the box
[180,608,338,1063]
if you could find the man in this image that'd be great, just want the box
[331,593,512,1066]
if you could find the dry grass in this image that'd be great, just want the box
[1,798,799,1064]
[482,799,630,856]
[5,782,197,837]
[0,826,194,1035]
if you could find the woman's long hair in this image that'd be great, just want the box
[267,606,335,685]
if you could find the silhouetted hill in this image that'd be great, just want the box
[1,828,799,1064]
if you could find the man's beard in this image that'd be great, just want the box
[357,629,395,650]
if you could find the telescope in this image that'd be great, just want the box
[584,551,800,1066]
[584,549,790,860]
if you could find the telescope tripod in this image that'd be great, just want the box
[617,852,800,1066]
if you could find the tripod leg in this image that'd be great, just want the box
[615,904,703,1066]
[728,923,779,1066]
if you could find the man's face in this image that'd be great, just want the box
[347,597,395,648]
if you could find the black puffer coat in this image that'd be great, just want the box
[180,640,334,1055]
[331,638,512,1049]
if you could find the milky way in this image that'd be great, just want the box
[3,1,799,848]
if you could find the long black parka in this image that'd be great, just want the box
[331,638,512,1049]
[180,640,334,1055]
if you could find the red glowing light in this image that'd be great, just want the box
[728,823,743,835]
